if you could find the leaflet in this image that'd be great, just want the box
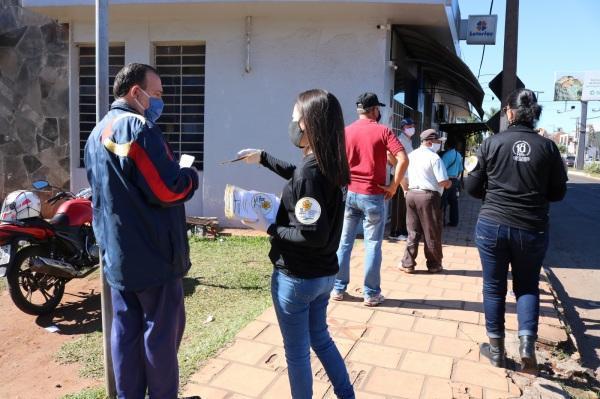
[224,184,280,222]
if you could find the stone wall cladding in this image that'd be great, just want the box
[0,0,69,204]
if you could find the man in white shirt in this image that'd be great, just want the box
[399,129,451,273]
[389,118,415,241]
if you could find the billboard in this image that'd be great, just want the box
[554,72,584,101]
[582,71,600,101]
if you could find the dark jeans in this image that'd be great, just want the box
[441,178,459,226]
[401,190,443,270]
[475,218,549,338]
[389,182,408,235]
[110,278,185,399]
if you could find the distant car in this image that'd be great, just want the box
[565,156,575,167]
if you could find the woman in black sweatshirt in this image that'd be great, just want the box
[466,88,568,371]
[237,89,355,399]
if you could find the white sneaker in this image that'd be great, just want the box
[389,234,407,241]
[364,294,385,307]
[331,290,345,301]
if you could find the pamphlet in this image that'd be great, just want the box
[224,184,280,222]
[179,154,195,168]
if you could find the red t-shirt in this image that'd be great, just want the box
[345,118,404,195]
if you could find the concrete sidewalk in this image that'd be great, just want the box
[183,196,569,399]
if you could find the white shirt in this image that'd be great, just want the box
[398,133,414,154]
[406,145,449,194]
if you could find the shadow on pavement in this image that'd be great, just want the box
[35,289,101,335]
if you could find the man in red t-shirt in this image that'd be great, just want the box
[332,92,409,306]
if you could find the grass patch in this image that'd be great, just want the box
[62,386,105,399]
[0,277,5,294]
[58,236,273,398]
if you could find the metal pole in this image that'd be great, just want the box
[96,0,116,397]
[500,0,519,132]
[576,101,588,170]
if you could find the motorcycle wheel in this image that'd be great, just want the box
[7,246,66,315]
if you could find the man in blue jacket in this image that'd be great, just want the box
[85,63,199,399]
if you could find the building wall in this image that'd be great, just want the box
[68,12,390,223]
[0,1,69,203]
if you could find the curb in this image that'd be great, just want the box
[568,170,600,181]
[541,267,580,356]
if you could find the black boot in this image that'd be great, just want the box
[480,338,506,368]
[519,335,537,371]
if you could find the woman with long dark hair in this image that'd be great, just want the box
[237,89,355,398]
[466,88,568,371]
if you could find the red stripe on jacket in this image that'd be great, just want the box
[128,142,192,203]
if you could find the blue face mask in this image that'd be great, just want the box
[136,88,164,123]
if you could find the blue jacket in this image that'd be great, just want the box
[84,100,199,291]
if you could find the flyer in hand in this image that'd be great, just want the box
[224,184,280,222]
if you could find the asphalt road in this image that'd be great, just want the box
[545,172,600,371]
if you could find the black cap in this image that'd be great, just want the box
[400,117,414,128]
[356,92,386,109]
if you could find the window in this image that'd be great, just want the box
[154,44,205,170]
[78,45,125,167]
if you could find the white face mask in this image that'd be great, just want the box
[430,143,441,152]
[404,127,415,137]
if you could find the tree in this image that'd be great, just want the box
[557,144,567,154]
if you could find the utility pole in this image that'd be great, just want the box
[96,0,116,397]
[576,102,588,170]
[500,0,519,131]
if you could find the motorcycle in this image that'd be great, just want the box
[0,181,99,315]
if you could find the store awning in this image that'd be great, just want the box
[393,26,485,118]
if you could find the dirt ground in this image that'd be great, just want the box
[0,230,253,399]
[0,276,102,399]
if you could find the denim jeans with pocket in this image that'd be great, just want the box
[475,218,549,338]
[271,269,355,399]
[334,191,385,298]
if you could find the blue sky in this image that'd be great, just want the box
[458,0,600,133]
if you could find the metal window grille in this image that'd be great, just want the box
[392,99,422,148]
[154,44,205,170]
[78,45,125,167]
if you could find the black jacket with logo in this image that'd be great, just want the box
[465,124,568,231]
[261,152,345,278]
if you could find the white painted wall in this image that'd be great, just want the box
[67,10,390,224]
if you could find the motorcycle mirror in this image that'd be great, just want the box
[32,180,50,190]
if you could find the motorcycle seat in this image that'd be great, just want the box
[50,213,70,227]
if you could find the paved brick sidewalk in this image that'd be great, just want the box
[183,196,568,398]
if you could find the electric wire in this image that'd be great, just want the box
[476,0,495,80]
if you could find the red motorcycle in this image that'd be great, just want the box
[0,181,99,315]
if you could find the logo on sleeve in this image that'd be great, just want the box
[295,197,322,225]
[512,140,531,162]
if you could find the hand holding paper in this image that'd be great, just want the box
[236,149,262,164]
[241,204,273,232]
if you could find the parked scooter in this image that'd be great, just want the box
[0,181,99,315]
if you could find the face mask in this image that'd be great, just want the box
[288,120,305,148]
[376,109,382,123]
[135,88,164,123]
[404,127,415,137]
[430,143,441,152]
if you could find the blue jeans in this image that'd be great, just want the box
[334,192,385,298]
[271,269,355,399]
[110,278,185,399]
[475,218,549,338]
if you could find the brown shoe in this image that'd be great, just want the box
[427,265,444,274]
[400,266,415,274]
